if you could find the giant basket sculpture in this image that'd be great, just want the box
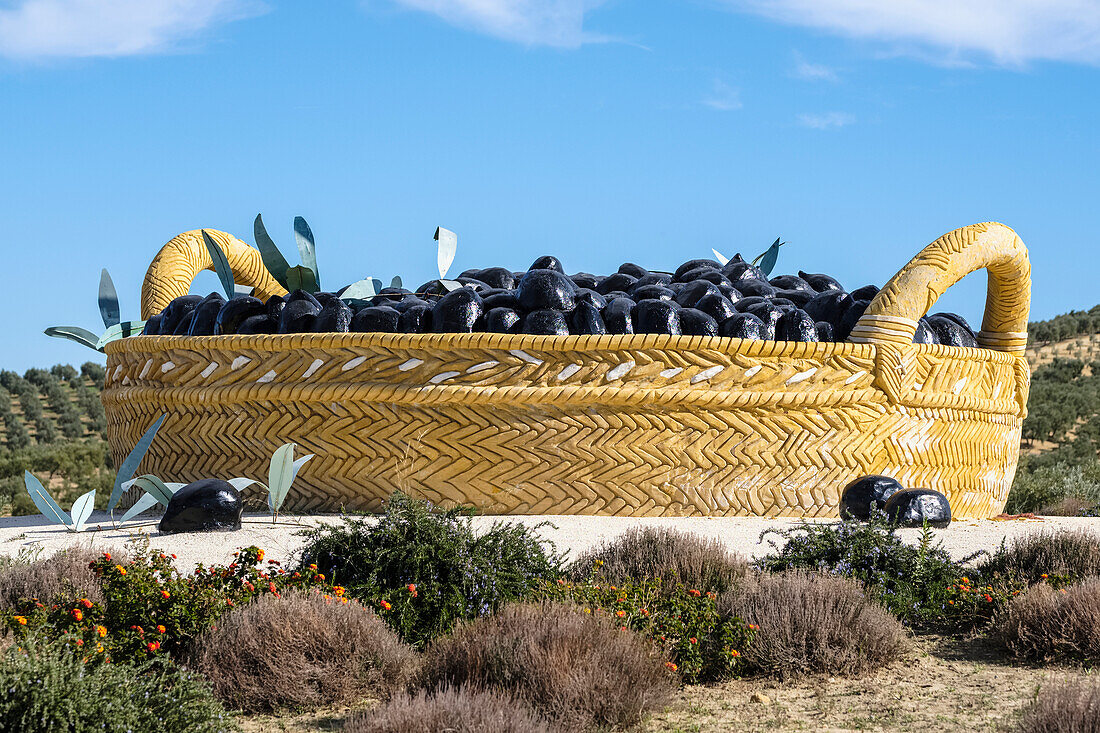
[102,222,1031,518]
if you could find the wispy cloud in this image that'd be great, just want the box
[384,0,609,47]
[792,51,838,81]
[797,111,855,129]
[0,0,261,60]
[702,79,742,111]
[723,1,1100,66]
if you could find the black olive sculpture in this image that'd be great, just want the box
[143,254,981,346]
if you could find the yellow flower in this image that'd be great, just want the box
[96,625,107,637]
[14,616,27,626]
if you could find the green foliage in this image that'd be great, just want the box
[1005,457,1100,514]
[296,492,562,647]
[754,517,976,627]
[0,440,113,515]
[0,640,237,733]
[537,576,753,683]
[3,543,337,664]
[1028,305,1100,345]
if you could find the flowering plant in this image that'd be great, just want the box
[2,541,335,663]
[538,573,754,683]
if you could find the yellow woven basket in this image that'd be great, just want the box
[102,222,1031,518]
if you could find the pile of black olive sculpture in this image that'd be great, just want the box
[142,254,980,345]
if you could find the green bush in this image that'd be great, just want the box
[296,492,562,646]
[1005,458,1100,515]
[538,577,753,682]
[755,518,975,627]
[0,640,237,732]
[568,526,748,594]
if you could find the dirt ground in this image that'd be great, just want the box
[234,632,1085,732]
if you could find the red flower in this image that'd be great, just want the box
[380,600,392,611]
[146,641,160,653]
[688,589,701,597]
[689,637,698,645]
[268,582,277,594]
[156,625,166,634]
[71,609,83,622]
[79,598,93,609]
[407,583,417,596]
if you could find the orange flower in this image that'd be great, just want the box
[256,549,265,562]
[615,610,626,618]
[309,563,318,571]
[156,625,166,634]
[689,637,698,645]
[96,625,107,637]
[665,662,678,672]
[407,584,417,596]
[688,589,701,597]
[1041,574,1049,580]
[14,616,27,626]
[315,574,326,582]
[146,641,160,653]
[115,565,126,576]
[380,600,392,611]
[268,582,277,594]
[334,586,346,597]
[80,598,93,609]
[71,609,83,622]
[983,594,993,603]
[75,639,84,647]
[729,649,741,658]
[160,590,171,600]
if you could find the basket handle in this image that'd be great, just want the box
[848,222,1031,354]
[140,229,288,319]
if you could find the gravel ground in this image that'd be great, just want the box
[1,511,1096,570]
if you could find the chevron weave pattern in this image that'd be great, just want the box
[104,222,1031,518]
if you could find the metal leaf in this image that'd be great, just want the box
[254,214,292,289]
[390,275,403,290]
[753,238,784,277]
[227,477,266,493]
[341,279,377,300]
[440,279,463,292]
[95,321,146,350]
[70,489,96,532]
[23,471,71,526]
[371,278,383,294]
[293,216,320,291]
[711,248,730,266]
[45,326,102,351]
[267,443,296,513]
[201,230,237,300]
[98,269,121,329]
[435,227,457,280]
[107,414,166,513]
[118,491,161,523]
[122,475,174,507]
[285,265,318,294]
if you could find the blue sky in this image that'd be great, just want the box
[2,0,1099,370]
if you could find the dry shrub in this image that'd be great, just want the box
[1016,679,1100,733]
[188,589,415,713]
[344,686,552,733]
[1039,497,1097,517]
[979,529,1100,586]
[568,526,748,593]
[0,546,112,609]
[996,579,1100,663]
[417,602,674,731]
[719,571,908,680]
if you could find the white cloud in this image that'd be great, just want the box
[797,111,855,129]
[702,79,742,111]
[385,0,608,47]
[726,1,1100,66]
[0,0,262,60]
[792,52,838,81]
